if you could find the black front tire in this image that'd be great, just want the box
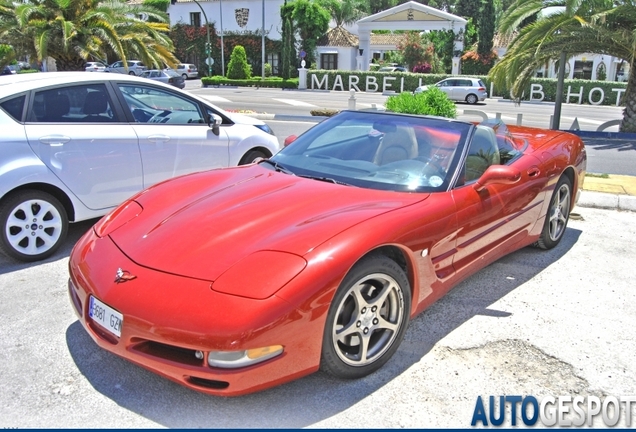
[321,255,411,379]
[239,150,268,165]
[0,190,69,262]
[535,176,572,250]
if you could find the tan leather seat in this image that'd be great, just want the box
[373,124,418,165]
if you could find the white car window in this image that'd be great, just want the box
[118,84,204,124]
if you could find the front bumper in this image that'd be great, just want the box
[68,229,322,396]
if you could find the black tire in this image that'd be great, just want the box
[239,149,268,165]
[0,190,68,262]
[182,73,188,80]
[321,255,411,379]
[535,176,572,250]
[128,71,136,75]
[466,93,478,105]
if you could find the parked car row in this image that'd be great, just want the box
[84,61,198,79]
[0,72,279,262]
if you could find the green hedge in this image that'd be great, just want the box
[305,70,628,107]
[201,76,298,89]
[202,70,628,107]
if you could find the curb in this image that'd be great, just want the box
[577,190,636,212]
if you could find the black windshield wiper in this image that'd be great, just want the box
[298,174,351,186]
[259,159,296,176]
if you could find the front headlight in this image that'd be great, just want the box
[212,250,306,299]
[205,345,284,368]
[254,123,275,136]
[93,200,142,238]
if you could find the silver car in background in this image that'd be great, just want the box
[105,60,147,75]
[140,69,185,89]
[0,72,279,262]
[414,77,488,105]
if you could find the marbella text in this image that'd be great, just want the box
[309,74,626,106]
[471,395,636,427]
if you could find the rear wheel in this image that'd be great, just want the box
[182,73,188,80]
[321,255,411,379]
[0,190,68,262]
[466,94,478,105]
[128,71,136,75]
[239,150,268,165]
[535,176,572,250]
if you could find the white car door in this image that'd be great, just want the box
[116,83,230,188]
[25,83,143,210]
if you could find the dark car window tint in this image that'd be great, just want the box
[0,95,26,122]
[30,84,118,123]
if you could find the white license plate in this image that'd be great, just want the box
[88,296,123,338]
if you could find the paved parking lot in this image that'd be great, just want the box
[1,206,635,428]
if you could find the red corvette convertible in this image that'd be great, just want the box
[68,110,586,396]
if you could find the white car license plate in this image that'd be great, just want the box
[89,296,123,338]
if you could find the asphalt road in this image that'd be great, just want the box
[1,206,635,427]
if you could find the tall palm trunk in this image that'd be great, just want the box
[621,59,636,133]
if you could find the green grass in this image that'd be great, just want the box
[586,172,610,179]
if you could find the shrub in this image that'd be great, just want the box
[226,45,251,79]
[385,87,456,118]
[412,63,432,74]
[264,62,272,77]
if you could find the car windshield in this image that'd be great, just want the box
[268,110,473,192]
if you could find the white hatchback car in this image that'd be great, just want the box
[176,63,199,79]
[105,60,147,76]
[414,77,488,105]
[85,61,107,72]
[0,72,280,261]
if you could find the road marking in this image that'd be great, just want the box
[198,95,232,103]
[272,98,317,107]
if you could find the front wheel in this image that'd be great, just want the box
[0,190,68,262]
[129,71,136,75]
[239,150,268,165]
[321,255,411,379]
[535,176,572,250]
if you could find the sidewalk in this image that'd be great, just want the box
[579,174,636,212]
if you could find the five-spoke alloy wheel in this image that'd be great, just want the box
[321,255,411,379]
[0,190,68,262]
[536,176,572,250]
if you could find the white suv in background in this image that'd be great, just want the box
[105,60,147,76]
[176,63,199,79]
[414,77,488,105]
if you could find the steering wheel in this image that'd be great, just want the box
[415,156,446,177]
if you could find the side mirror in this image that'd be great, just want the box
[284,135,297,147]
[473,165,521,192]
[209,113,222,135]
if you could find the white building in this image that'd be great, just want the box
[167,0,628,81]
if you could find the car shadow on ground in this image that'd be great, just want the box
[65,227,581,428]
[0,219,99,276]
[582,136,636,152]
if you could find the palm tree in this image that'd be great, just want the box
[490,0,636,132]
[0,0,178,71]
[317,0,369,27]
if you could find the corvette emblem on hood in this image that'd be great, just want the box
[114,268,137,283]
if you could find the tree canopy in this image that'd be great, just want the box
[0,0,178,71]
[490,0,636,132]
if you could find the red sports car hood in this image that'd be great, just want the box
[109,165,427,281]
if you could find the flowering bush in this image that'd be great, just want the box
[461,50,498,75]
[412,63,432,74]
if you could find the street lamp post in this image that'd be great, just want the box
[192,0,212,77]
